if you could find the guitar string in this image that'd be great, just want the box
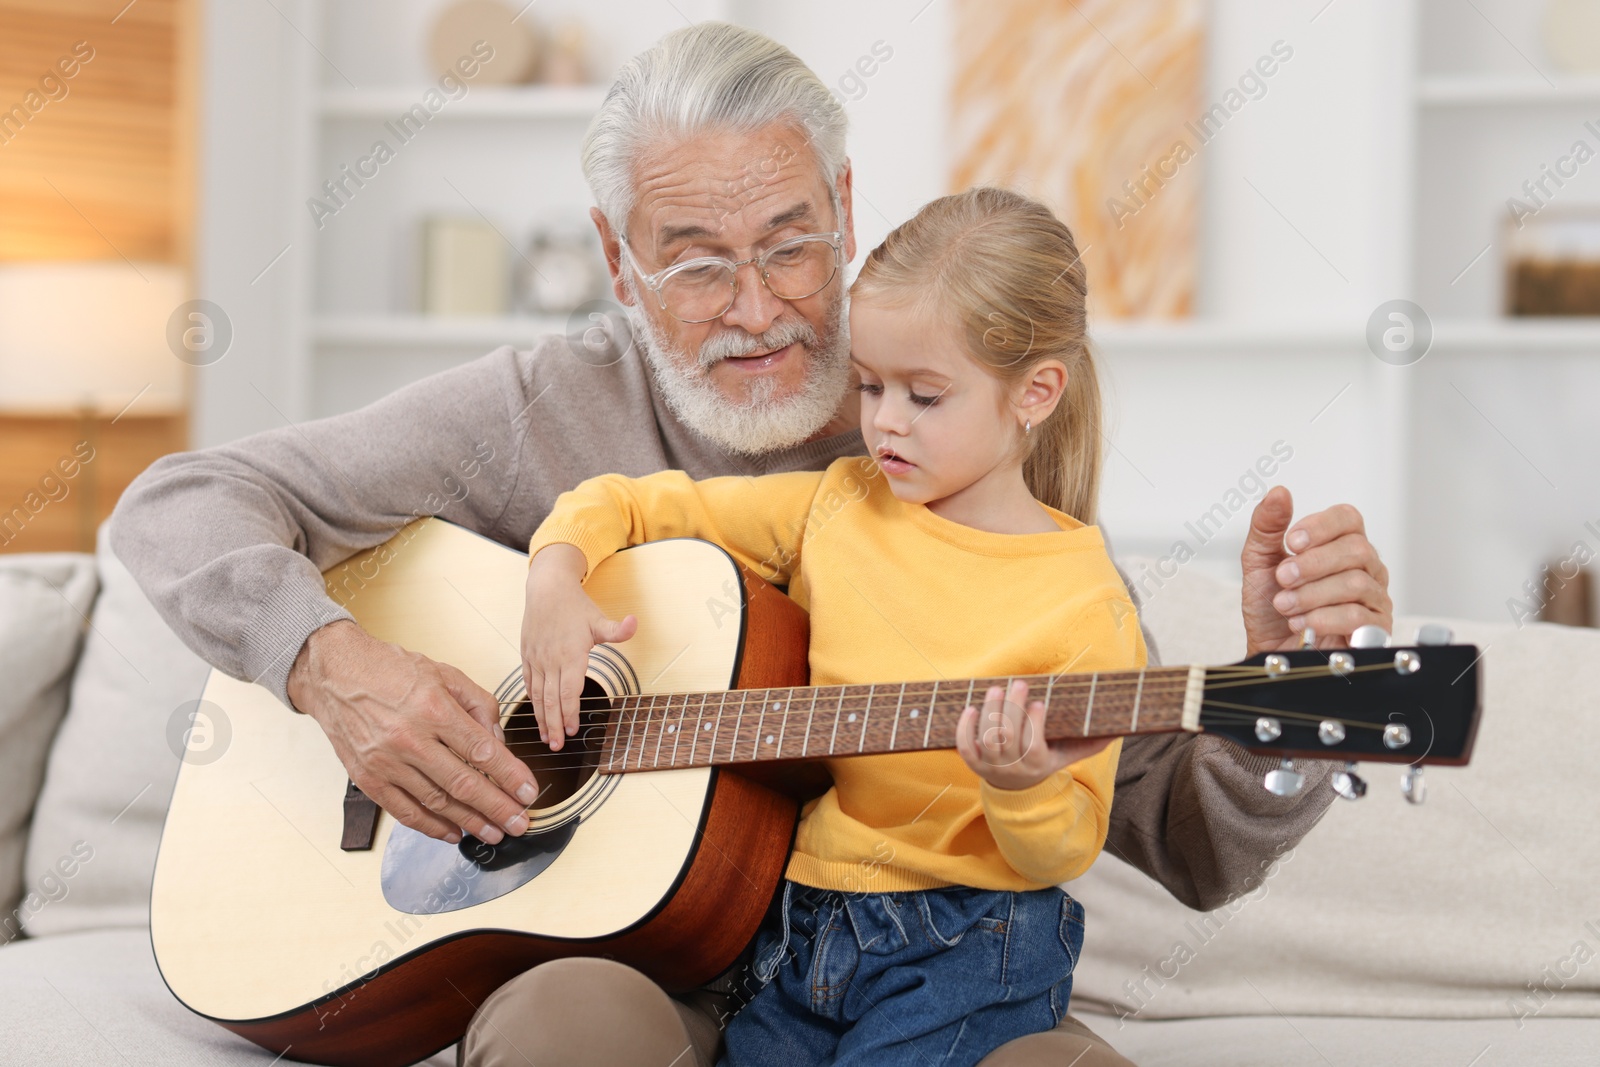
[490,673,1186,707]
[487,658,1401,713]
[496,711,1403,773]
[489,698,1409,772]
[478,664,1425,771]
[490,661,1400,734]
[494,680,1198,769]
[489,671,1388,739]
[493,679,1196,734]
[1196,703,1386,730]
[491,683,1386,748]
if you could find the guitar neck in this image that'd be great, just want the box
[598,666,1205,773]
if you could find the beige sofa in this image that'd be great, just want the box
[2,519,1596,1065]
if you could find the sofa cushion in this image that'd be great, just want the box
[0,551,97,943]
[1118,553,1247,669]
[22,518,211,937]
[0,927,458,1065]
[1069,556,1600,1021]
[1077,1009,1600,1067]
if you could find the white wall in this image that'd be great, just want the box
[728,0,950,276]
[1200,0,1416,323]
[1097,0,1418,613]
[192,0,303,448]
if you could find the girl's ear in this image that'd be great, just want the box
[1014,359,1069,426]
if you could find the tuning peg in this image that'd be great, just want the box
[1263,758,1305,797]
[1349,625,1391,649]
[1331,762,1367,801]
[1415,623,1454,646]
[1401,765,1426,805]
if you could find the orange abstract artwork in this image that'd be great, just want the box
[951,0,1202,319]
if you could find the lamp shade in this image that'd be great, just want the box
[0,262,188,414]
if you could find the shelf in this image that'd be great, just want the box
[1089,321,1362,354]
[312,315,1600,354]
[1430,318,1600,352]
[319,85,609,119]
[1090,318,1600,355]
[314,314,571,347]
[1418,75,1600,106]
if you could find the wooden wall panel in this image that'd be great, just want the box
[0,0,193,552]
[0,0,187,263]
[0,413,188,553]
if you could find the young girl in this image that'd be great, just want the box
[521,186,1145,1066]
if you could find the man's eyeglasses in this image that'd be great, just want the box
[617,192,844,324]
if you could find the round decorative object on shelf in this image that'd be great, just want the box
[429,0,539,85]
[1544,0,1600,72]
[542,19,590,86]
[515,225,605,315]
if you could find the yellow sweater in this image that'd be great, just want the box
[528,455,1145,892]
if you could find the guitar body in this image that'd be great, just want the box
[151,519,810,1067]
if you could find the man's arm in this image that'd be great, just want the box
[110,344,545,846]
[1106,734,1334,911]
[1102,486,1393,910]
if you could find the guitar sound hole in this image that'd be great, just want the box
[503,677,613,810]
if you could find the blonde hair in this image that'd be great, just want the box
[851,186,1103,524]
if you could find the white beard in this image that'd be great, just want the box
[622,276,852,457]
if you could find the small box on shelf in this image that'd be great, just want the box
[420,217,510,317]
[1504,207,1600,316]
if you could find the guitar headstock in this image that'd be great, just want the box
[1198,625,1481,804]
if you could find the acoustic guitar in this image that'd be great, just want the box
[150,517,1481,1067]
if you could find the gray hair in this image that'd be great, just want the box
[582,22,849,239]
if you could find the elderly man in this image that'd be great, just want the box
[112,21,1391,1067]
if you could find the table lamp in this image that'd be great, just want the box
[0,262,187,415]
[0,262,188,550]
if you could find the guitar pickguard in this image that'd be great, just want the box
[379,653,631,915]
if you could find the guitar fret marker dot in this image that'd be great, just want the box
[765,734,774,744]
[848,712,857,722]
[773,702,783,711]
[666,724,675,734]
[910,708,920,717]
[703,722,712,730]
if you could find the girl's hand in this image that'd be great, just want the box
[956,679,1113,791]
[521,544,637,751]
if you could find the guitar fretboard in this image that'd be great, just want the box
[598,667,1204,773]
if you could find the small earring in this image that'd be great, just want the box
[1024,418,1031,435]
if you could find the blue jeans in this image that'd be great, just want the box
[717,878,1086,1067]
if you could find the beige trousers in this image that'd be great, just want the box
[458,956,1135,1067]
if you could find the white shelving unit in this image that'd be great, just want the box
[312,314,570,348]
[1417,74,1600,106]
[195,0,1593,625]
[276,0,730,418]
[319,85,610,119]
[1397,0,1600,623]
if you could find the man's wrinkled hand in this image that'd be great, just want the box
[287,619,539,846]
[1240,486,1393,655]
